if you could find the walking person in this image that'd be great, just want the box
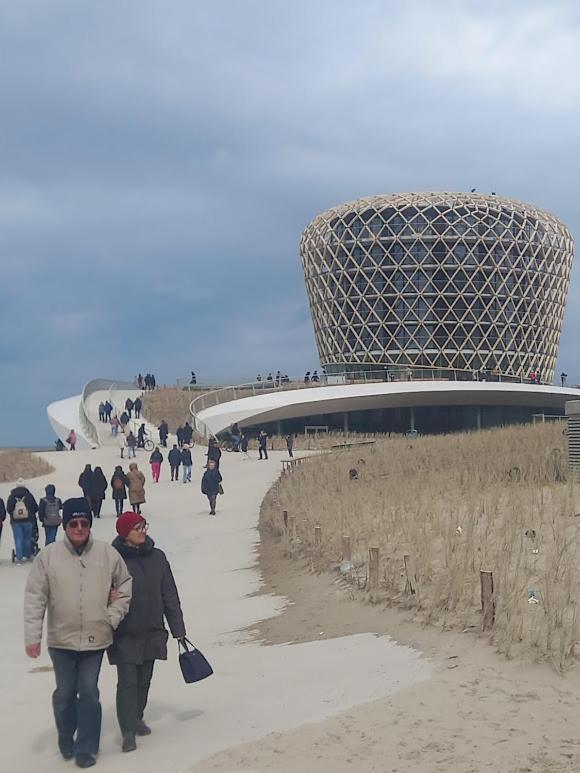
[107,512,186,752]
[207,437,221,469]
[181,445,192,483]
[285,433,294,458]
[182,422,193,446]
[125,397,134,419]
[7,480,39,563]
[38,484,63,545]
[168,444,181,481]
[24,497,132,768]
[110,415,120,437]
[134,397,142,419]
[201,460,223,516]
[78,465,95,516]
[111,466,129,517]
[127,463,146,514]
[0,496,5,547]
[176,425,184,449]
[149,447,163,483]
[67,429,77,451]
[158,420,169,448]
[90,467,108,519]
[241,433,249,458]
[119,432,128,459]
[126,431,137,459]
[137,423,147,449]
[258,430,269,460]
[120,411,130,432]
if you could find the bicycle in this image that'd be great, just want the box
[143,438,155,452]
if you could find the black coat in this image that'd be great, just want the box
[90,470,108,502]
[149,450,163,464]
[181,448,192,465]
[108,536,185,665]
[111,471,129,500]
[7,486,38,525]
[207,444,221,463]
[78,470,94,498]
[201,468,222,496]
[0,497,6,525]
[168,448,181,467]
[159,422,169,439]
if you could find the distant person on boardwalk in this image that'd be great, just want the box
[561,372,568,387]
[158,420,169,448]
[78,465,94,515]
[7,480,38,563]
[98,402,106,422]
[134,397,143,419]
[119,432,128,459]
[125,397,134,418]
[285,433,294,458]
[149,447,163,483]
[256,373,262,383]
[108,512,185,753]
[201,459,223,515]
[189,371,197,385]
[311,370,320,383]
[258,430,269,460]
[144,374,151,391]
[241,433,249,458]
[137,423,147,449]
[207,437,222,469]
[127,463,146,514]
[126,431,137,459]
[90,467,108,518]
[176,425,184,448]
[38,484,63,545]
[137,374,144,390]
[66,429,77,451]
[304,371,310,383]
[168,444,181,482]
[182,422,194,446]
[110,414,120,436]
[266,373,273,382]
[120,411,130,431]
[24,497,132,768]
[104,401,113,421]
[111,466,129,516]
[181,445,193,483]
[0,496,5,546]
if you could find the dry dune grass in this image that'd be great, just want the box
[261,422,580,670]
[141,388,196,433]
[0,451,54,483]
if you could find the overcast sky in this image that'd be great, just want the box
[1,0,579,444]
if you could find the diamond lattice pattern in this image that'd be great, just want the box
[300,192,574,381]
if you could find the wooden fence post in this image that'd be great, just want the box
[404,554,417,596]
[480,570,495,630]
[369,546,379,601]
[282,510,288,529]
[342,535,352,561]
[288,515,296,543]
[314,525,322,549]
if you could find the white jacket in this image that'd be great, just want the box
[24,534,132,651]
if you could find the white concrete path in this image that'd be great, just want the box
[0,397,431,772]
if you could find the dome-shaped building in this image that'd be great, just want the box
[300,192,574,382]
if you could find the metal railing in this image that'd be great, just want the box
[188,366,550,435]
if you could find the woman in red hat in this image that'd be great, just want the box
[108,512,186,753]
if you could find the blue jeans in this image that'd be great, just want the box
[49,648,105,758]
[44,525,59,545]
[111,425,118,436]
[127,446,136,458]
[183,464,192,482]
[12,521,33,560]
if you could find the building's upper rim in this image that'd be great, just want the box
[302,191,571,235]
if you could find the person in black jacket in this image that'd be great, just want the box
[206,437,221,469]
[111,466,129,516]
[78,465,94,515]
[168,444,181,482]
[125,397,134,418]
[38,484,63,545]
[182,422,193,446]
[90,466,108,518]
[158,420,169,448]
[0,496,6,546]
[201,459,222,515]
[7,480,39,563]
[180,445,192,483]
[108,512,186,752]
[134,397,143,419]
[149,447,163,483]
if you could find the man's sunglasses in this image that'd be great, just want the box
[67,519,91,529]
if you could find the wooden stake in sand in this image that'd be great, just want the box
[369,546,379,601]
[282,510,288,529]
[342,535,352,561]
[314,525,322,549]
[288,515,297,542]
[404,554,417,596]
[480,570,495,630]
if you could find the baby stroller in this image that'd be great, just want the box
[11,520,41,563]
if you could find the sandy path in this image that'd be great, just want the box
[0,394,430,772]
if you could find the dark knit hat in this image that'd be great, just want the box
[116,511,145,539]
[62,497,93,528]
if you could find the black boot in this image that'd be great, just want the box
[122,733,137,752]
[75,754,96,768]
[135,719,151,736]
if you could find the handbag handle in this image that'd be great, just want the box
[178,637,197,653]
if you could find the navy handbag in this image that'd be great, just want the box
[178,638,214,684]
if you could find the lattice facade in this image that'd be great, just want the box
[300,192,574,381]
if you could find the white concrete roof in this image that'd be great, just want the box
[197,381,580,434]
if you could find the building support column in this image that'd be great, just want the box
[476,406,482,431]
[276,420,282,437]
[343,412,349,437]
[409,406,415,432]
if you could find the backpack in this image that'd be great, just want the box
[113,477,124,492]
[44,498,62,526]
[13,497,29,520]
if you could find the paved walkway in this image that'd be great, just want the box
[0,392,431,772]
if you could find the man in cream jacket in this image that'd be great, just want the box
[24,497,132,768]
